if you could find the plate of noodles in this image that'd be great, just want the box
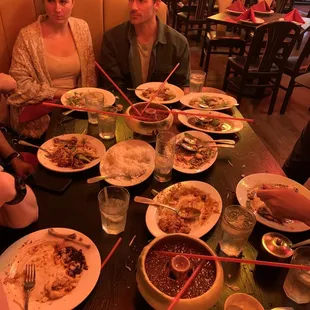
[61,87,115,109]
[146,181,222,237]
[37,134,106,173]
[236,173,310,232]
[135,82,184,104]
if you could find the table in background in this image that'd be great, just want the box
[1,93,309,310]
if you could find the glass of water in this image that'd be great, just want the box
[219,205,256,257]
[98,186,130,235]
[283,246,310,304]
[190,70,206,93]
[154,131,176,183]
[84,92,105,124]
[98,106,117,140]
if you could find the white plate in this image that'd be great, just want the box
[146,181,223,238]
[253,9,274,15]
[226,8,245,14]
[99,139,155,187]
[61,87,115,109]
[239,17,265,24]
[178,109,244,134]
[279,17,304,26]
[174,131,218,174]
[180,92,238,111]
[236,173,310,232]
[0,228,101,310]
[38,134,106,173]
[135,82,184,104]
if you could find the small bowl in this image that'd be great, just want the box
[125,102,173,136]
[224,293,264,310]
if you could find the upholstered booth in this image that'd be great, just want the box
[0,0,167,123]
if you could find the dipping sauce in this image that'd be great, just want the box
[129,103,169,122]
[145,240,216,299]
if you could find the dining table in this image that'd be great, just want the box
[0,89,309,310]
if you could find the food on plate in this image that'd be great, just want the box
[47,136,98,169]
[189,95,230,109]
[141,87,176,101]
[130,103,169,121]
[156,184,220,234]
[145,238,216,298]
[175,133,217,169]
[101,142,154,182]
[3,240,88,303]
[66,91,86,107]
[188,116,231,132]
[247,183,299,224]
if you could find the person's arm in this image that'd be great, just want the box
[101,32,126,89]
[0,73,16,93]
[257,187,310,227]
[283,121,310,185]
[85,23,97,87]
[0,172,38,228]
[173,38,190,87]
[0,132,34,178]
[7,29,57,106]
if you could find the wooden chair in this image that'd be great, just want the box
[280,36,310,114]
[176,0,210,38]
[274,0,291,13]
[199,0,246,79]
[222,21,300,114]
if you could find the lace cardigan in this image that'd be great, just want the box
[7,15,97,138]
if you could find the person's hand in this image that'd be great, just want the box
[10,158,34,178]
[0,73,17,93]
[257,185,310,226]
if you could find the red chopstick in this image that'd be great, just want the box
[167,262,205,310]
[95,61,141,116]
[141,63,180,114]
[101,237,122,270]
[155,251,310,271]
[42,102,150,121]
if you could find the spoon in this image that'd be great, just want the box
[134,196,201,220]
[127,88,148,91]
[87,174,132,184]
[62,109,74,116]
[183,135,235,145]
[181,142,235,151]
[18,140,52,156]
[292,239,310,248]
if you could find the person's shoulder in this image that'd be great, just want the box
[104,21,130,38]
[69,17,90,30]
[163,23,188,46]
[18,20,39,38]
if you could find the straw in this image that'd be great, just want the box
[141,63,180,115]
[42,102,253,123]
[95,61,141,115]
[155,251,310,271]
[101,237,122,270]
[167,262,205,310]
[42,102,150,121]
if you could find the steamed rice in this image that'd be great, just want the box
[102,144,154,180]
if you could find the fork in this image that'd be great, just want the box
[24,264,36,310]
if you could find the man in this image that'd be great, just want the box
[101,0,190,89]
[0,73,38,228]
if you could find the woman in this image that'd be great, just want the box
[8,0,96,138]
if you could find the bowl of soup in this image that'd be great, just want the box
[136,234,224,310]
[125,102,173,136]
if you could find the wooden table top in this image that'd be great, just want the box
[1,92,309,310]
[207,11,310,31]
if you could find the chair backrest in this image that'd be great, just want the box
[291,36,310,73]
[245,21,300,72]
[274,0,289,13]
[182,0,208,20]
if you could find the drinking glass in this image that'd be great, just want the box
[283,246,310,304]
[98,106,117,140]
[190,70,206,93]
[98,186,130,235]
[154,131,176,183]
[84,92,105,124]
[219,205,256,256]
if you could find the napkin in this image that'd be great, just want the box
[251,0,271,12]
[284,8,305,24]
[226,0,246,12]
[237,8,256,23]
[19,103,55,123]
